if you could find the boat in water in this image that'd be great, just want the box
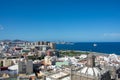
[93,43,97,47]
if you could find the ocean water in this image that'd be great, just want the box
[56,42,120,55]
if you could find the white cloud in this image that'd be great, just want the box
[0,25,4,30]
[103,33,120,37]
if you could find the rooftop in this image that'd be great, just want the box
[47,72,69,79]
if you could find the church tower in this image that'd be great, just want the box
[87,53,95,67]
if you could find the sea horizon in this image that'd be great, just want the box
[56,42,120,55]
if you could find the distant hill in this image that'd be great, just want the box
[0,39,29,43]
[1,39,11,42]
[13,39,24,42]
[12,39,30,43]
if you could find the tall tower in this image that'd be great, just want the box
[87,54,95,67]
[111,66,117,80]
[26,60,33,74]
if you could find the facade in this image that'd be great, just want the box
[48,42,55,49]
[18,60,33,74]
[26,60,33,74]
[37,41,55,49]
[0,59,13,67]
[44,56,57,66]
[44,56,52,66]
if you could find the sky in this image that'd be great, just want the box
[0,0,120,42]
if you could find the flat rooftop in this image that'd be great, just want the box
[60,76,70,80]
[49,72,69,79]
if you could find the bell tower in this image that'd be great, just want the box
[87,54,95,67]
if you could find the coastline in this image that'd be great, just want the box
[59,50,110,56]
[56,42,120,55]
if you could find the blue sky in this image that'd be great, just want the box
[0,0,120,42]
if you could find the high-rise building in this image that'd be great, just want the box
[49,42,55,49]
[18,60,33,74]
[26,60,33,74]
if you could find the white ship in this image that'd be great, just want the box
[93,43,97,47]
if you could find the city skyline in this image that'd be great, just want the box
[0,0,120,42]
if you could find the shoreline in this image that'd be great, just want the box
[59,49,119,56]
